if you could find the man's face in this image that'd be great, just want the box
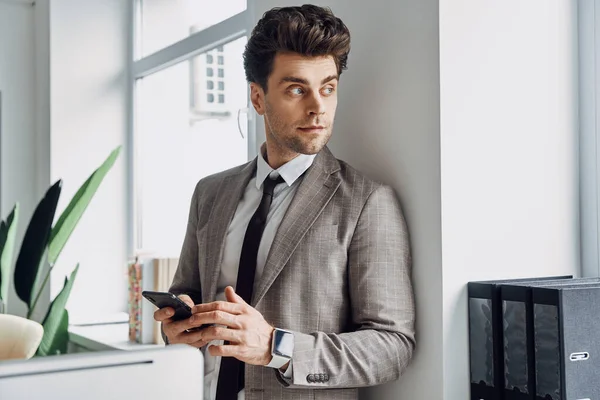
[250,53,339,163]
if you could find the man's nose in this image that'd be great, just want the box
[307,92,326,115]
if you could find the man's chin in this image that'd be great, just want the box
[293,142,327,156]
[291,135,331,155]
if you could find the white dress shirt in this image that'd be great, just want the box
[203,146,316,400]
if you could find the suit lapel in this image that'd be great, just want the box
[252,147,341,306]
[203,160,256,304]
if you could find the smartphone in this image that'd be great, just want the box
[141,290,214,331]
[142,291,192,321]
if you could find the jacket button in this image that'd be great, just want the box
[324,373,330,381]
[318,373,324,382]
[306,374,314,383]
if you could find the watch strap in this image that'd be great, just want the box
[266,353,290,369]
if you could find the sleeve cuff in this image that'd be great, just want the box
[280,359,293,379]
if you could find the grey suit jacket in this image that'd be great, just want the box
[169,146,416,400]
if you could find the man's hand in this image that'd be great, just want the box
[191,286,275,366]
[153,294,210,348]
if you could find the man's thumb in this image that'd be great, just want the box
[178,294,194,308]
[225,286,245,304]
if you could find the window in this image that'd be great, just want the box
[140,0,247,57]
[132,1,251,256]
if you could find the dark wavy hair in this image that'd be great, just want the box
[243,4,351,92]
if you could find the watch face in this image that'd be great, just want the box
[273,330,294,358]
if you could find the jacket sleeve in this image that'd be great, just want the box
[276,185,416,388]
[162,182,203,343]
[169,181,203,304]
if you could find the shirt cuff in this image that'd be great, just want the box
[281,359,293,379]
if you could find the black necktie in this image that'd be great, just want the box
[215,174,285,400]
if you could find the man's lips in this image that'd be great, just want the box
[298,126,326,132]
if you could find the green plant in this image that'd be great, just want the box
[0,146,121,355]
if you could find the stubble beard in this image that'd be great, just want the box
[264,102,333,156]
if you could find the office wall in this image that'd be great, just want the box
[439,0,579,398]
[49,0,130,319]
[0,0,44,317]
[252,1,443,399]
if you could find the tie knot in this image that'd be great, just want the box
[262,175,285,196]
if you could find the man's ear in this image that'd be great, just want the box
[250,82,266,116]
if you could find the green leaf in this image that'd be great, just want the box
[14,180,62,308]
[37,308,69,356]
[37,264,78,356]
[47,146,121,266]
[0,204,19,303]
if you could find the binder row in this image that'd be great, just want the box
[468,275,600,400]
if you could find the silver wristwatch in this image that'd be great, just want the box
[266,328,294,369]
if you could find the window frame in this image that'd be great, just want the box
[127,0,256,255]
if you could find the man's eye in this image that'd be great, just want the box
[290,87,304,95]
[323,87,335,95]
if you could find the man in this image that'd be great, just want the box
[154,5,415,400]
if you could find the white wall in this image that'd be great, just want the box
[252,1,443,399]
[439,0,579,398]
[0,0,41,317]
[31,0,52,323]
[49,0,130,319]
[34,0,51,217]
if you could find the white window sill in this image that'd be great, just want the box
[68,311,130,327]
[68,319,164,352]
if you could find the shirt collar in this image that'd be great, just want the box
[255,143,316,190]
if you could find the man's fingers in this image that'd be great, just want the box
[189,339,210,349]
[224,286,247,306]
[183,327,241,349]
[178,294,194,308]
[208,344,243,358]
[191,310,241,329]
[191,300,243,315]
[163,322,204,344]
[169,310,241,333]
[154,307,175,322]
[198,326,241,344]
